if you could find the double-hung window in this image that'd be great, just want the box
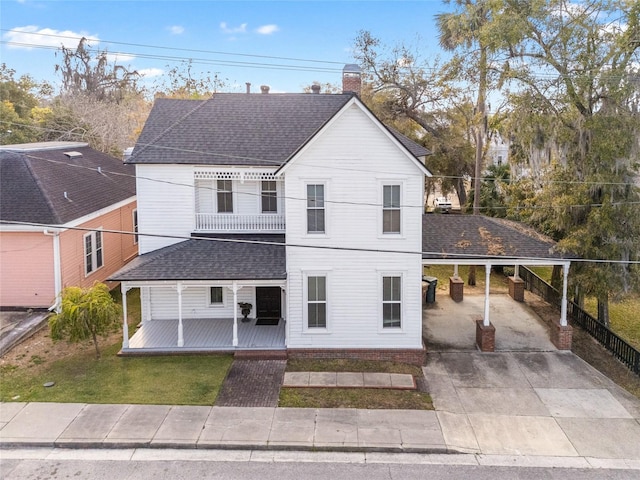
[307,184,325,233]
[382,184,401,234]
[132,209,138,244]
[261,181,278,213]
[217,179,233,213]
[84,230,103,275]
[307,275,327,328]
[382,275,402,328]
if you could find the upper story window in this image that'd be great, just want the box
[261,181,278,213]
[307,184,325,234]
[382,275,402,328]
[84,230,103,275]
[382,184,401,234]
[217,180,233,213]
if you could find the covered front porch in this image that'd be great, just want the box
[122,316,286,354]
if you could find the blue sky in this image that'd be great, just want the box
[1,0,450,93]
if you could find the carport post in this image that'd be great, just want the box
[560,263,569,327]
[484,264,491,326]
[454,264,459,277]
[514,264,520,279]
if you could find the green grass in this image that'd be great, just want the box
[0,341,233,404]
[1,287,234,405]
[279,388,433,410]
[422,264,509,293]
[583,296,640,350]
[281,359,432,410]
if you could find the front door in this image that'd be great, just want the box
[255,287,282,319]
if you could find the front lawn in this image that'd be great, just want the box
[280,359,433,410]
[0,340,233,405]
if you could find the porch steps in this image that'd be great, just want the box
[234,349,288,360]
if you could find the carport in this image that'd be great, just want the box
[422,215,574,351]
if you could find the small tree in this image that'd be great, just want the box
[49,283,121,359]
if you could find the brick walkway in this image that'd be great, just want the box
[215,359,287,407]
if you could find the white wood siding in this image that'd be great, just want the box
[285,103,424,349]
[149,286,255,320]
[136,165,195,254]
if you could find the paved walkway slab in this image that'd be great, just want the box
[282,371,415,389]
[215,359,286,407]
[0,403,84,445]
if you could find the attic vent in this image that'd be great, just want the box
[63,151,83,159]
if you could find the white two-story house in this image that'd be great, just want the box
[112,66,432,364]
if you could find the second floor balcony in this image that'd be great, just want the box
[195,213,285,233]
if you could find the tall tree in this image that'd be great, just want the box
[498,0,640,324]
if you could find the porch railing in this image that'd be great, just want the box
[195,213,285,232]
[520,266,640,376]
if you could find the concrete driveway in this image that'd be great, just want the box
[0,310,49,355]
[422,292,640,460]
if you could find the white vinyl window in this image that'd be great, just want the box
[132,209,138,244]
[217,179,233,213]
[382,275,402,328]
[261,181,278,213]
[84,230,103,275]
[382,184,401,234]
[307,275,327,328]
[306,184,325,233]
[209,287,224,306]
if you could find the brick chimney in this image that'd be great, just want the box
[342,64,362,96]
[311,83,321,94]
[260,85,270,94]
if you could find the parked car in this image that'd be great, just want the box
[434,196,452,213]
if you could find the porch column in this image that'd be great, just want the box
[176,282,185,347]
[560,263,569,327]
[484,264,491,326]
[232,282,239,347]
[121,283,131,349]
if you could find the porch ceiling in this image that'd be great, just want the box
[110,234,286,282]
[422,215,576,265]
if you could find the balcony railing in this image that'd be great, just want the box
[195,213,285,232]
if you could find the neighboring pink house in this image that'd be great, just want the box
[0,142,137,309]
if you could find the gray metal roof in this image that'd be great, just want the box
[0,144,136,225]
[130,93,429,166]
[110,235,286,281]
[422,215,574,261]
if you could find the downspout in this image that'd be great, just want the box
[44,229,62,313]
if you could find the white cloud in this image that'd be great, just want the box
[256,24,279,35]
[138,68,164,78]
[168,25,185,35]
[220,22,247,34]
[3,25,99,49]
[105,52,136,63]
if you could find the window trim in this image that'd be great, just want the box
[379,272,404,332]
[302,270,330,333]
[216,179,234,214]
[260,180,278,214]
[378,180,405,239]
[132,209,138,245]
[84,229,104,276]
[208,286,225,307]
[305,181,328,236]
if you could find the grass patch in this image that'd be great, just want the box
[0,341,233,405]
[583,296,640,350]
[286,359,422,376]
[279,387,433,410]
[422,264,509,294]
[282,359,432,409]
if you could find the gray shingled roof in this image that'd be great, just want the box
[130,93,429,166]
[110,235,286,281]
[0,144,136,225]
[422,215,574,261]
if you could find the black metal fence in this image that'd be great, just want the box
[520,267,640,376]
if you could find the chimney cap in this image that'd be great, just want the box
[343,64,361,74]
[260,85,270,94]
[311,83,321,94]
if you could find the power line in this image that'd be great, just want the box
[2,219,638,265]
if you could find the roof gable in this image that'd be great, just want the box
[1,144,136,225]
[130,93,430,169]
